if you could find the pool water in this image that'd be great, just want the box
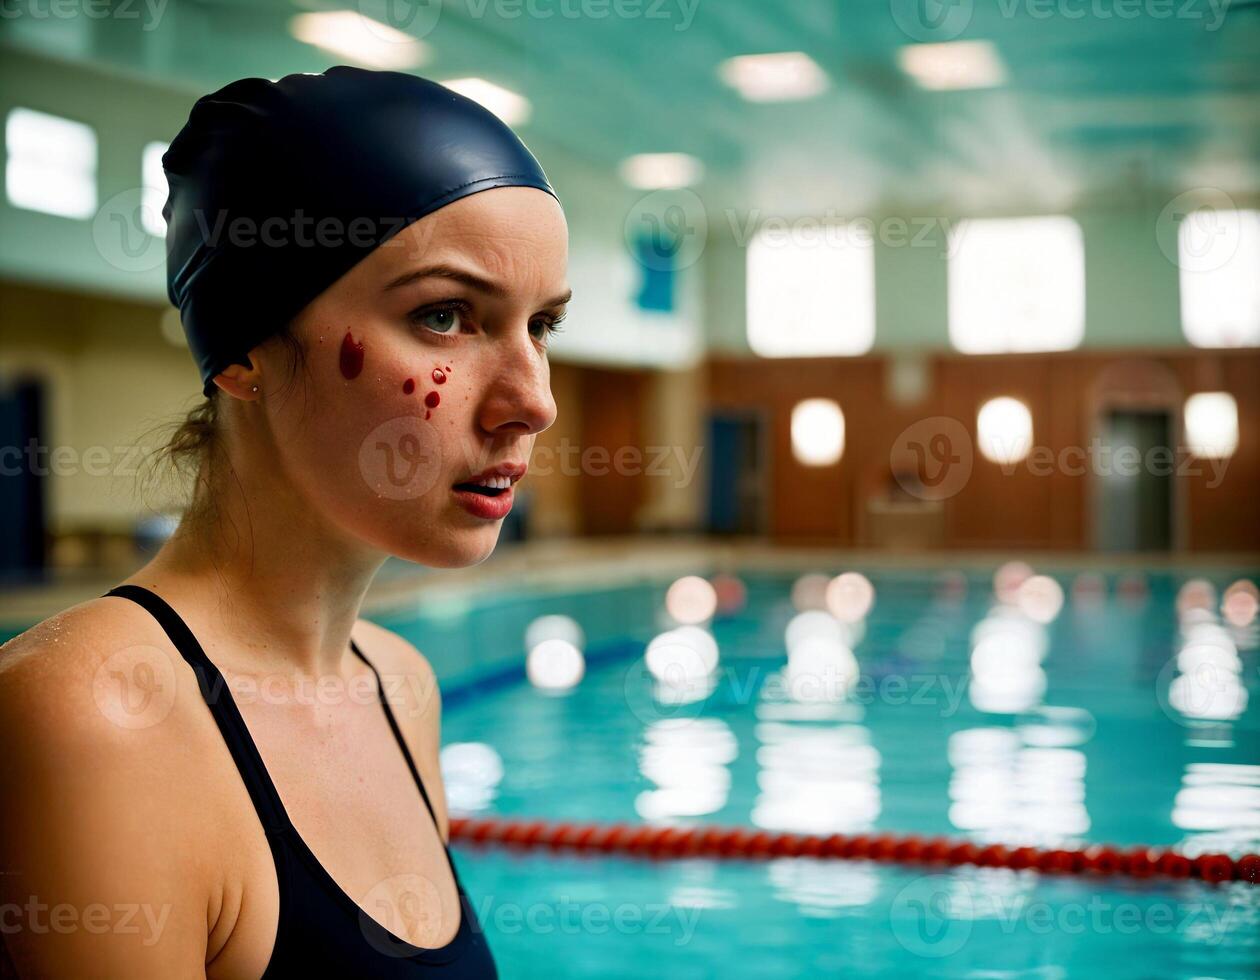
[396,567,1260,978]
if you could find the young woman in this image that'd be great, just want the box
[0,67,569,977]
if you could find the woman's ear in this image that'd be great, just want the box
[212,360,264,401]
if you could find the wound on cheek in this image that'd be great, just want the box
[339,331,365,380]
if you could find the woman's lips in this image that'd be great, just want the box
[451,484,514,520]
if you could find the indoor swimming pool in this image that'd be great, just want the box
[377,564,1260,978]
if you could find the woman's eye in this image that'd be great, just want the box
[415,307,462,334]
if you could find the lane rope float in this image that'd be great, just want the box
[449,817,1260,886]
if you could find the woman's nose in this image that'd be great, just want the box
[478,334,557,437]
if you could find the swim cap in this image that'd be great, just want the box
[162,66,558,396]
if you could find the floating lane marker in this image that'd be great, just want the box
[450,817,1259,885]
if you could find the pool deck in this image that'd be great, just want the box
[2,535,1259,631]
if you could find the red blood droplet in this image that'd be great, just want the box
[1235,854,1260,883]
[424,391,440,409]
[339,330,364,380]
[402,378,415,395]
[432,368,447,384]
[424,410,431,420]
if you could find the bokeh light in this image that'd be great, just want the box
[666,575,719,625]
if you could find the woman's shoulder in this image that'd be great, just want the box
[351,617,441,713]
[0,595,203,738]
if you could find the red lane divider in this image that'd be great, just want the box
[449,817,1260,886]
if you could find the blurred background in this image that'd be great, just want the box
[1,0,1258,588]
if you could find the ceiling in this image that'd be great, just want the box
[3,0,1259,216]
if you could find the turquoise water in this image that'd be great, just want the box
[412,567,1260,978]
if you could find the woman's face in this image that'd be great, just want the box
[251,186,568,568]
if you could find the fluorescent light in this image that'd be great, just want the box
[898,40,1007,91]
[440,78,531,126]
[718,51,828,102]
[5,107,97,219]
[289,11,429,70]
[618,153,703,190]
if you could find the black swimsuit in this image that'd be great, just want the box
[103,584,498,979]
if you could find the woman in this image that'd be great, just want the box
[0,66,569,977]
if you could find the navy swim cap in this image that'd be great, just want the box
[162,66,558,396]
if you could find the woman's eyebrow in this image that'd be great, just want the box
[383,264,572,308]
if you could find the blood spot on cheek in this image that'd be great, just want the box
[339,331,365,380]
[432,368,447,385]
[402,378,415,395]
[424,391,440,409]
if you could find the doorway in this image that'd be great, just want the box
[1094,409,1173,552]
[705,411,767,535]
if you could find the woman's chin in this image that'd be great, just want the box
[396,529,501,569]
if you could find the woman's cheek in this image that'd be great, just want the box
[395,361,452,421]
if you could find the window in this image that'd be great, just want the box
[791,398,845,466]
[948,216,1084,353]
[141,141,169,238]
[5,107,97,219]
[977,396,1033,464]
[1179,208,1260,348]
[747,224,875,356]
[1184,392,1239,459]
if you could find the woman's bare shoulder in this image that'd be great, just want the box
[0,597,221,974]
[352,617,441,716]
[0,595,187,730]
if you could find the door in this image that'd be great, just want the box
[706,412,766,535]
[1094,409,1173,552]
[0,376,48,582]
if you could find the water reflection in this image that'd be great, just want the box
[1172,762,1260,854]
[948,727,1089,845]
[635,717,736,821]
[751,717,881,834]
